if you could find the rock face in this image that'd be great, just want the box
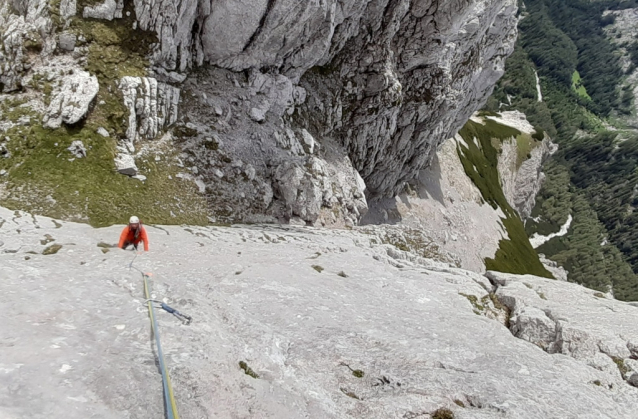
[0,0,517,225]
[83,0,123,20]
[0,0,56,91]
[142,0,517,222]
[175,68,368,226]
[488,111,557,219]
[1,206,638,418]
[119,76,180,148]
[298,1,518,198]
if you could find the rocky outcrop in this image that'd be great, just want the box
[511,136,557,219]
[489,270,638,389]
[488,111,557,219]
[538,253,569,281]
[114,76,180,177]
[1,206,637,418]
[43,70,99,128]
[67,140,86,158]
[114,153,138,176]
[83,0,123,20]
[118,76,180,150]
[272,156,367,225]
[0,0,55,92]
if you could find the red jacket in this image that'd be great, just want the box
[118,225,149,251]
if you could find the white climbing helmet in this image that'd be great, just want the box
[129,216,140,224]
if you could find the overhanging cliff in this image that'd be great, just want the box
[0,0,517,226]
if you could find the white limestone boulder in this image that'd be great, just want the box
[44,70,99,129]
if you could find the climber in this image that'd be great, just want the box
[118,216,149,251]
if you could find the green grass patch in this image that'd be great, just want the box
[340,362,364,377]
[515,133,537,169]
[457,119,552,278]
[431,408,455,419]
[612,356,628,377]
[0,117,208,227]
[0,98,31,122]
[532,126,545,141]
[459,293,486,312]
[0,3,210,227]
[71,3,157,138]
[42,244,62,255]
[571,71,591,100]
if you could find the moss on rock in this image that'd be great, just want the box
[612,356,628,377]
[431,408,454,419]
[42,244,62,255]
[239,361,259,379]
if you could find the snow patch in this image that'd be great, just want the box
[534,69,542,102]
[484,111,535,135]
[529,214,573,248]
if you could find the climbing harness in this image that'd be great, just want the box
[128,254,192,419]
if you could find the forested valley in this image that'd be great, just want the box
[485,0,638,300]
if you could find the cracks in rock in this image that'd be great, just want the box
[490,275,638,388]
[242,0,278,53]
[150,225,170,235]
[433,361,477,374]
[108,276,137,299]
[380,0,408,35]
[425,0,440,33]
[190,17,204,61]
[460,394,508,415]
